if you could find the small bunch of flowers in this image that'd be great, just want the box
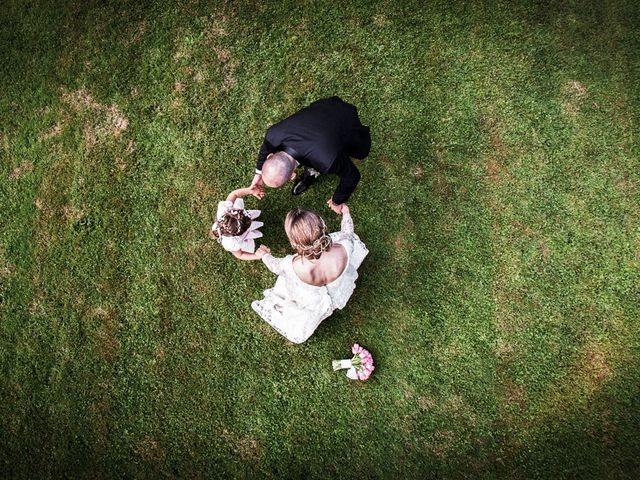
[332,343,375,381]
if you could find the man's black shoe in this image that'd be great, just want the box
[292,168,318,195]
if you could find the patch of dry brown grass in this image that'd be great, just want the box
[135,435,165,463]
[91,307,121,362]
[433,172,451,200]
[126,19,148,46]
[492,258,523,336]
[417,396,436,410]
[8,161,33,180]
[615,178,636,193]
[0,246,15,281]
[372,14,388,27]
[477,114,514,187]
[173,80,185,94]
[38,121,64,141]
[565,80,588,98]
[519,336,629,437]
[429,429,457,458]
[503,379,527,414]
[221,62,238,92]
[486,132,511,185]
[561,80,588,117]
[221,428,261,461]
[61,87,129,149]
[61,204,88,223]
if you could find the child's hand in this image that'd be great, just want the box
[327,198,344,214]
[255,244,271,259]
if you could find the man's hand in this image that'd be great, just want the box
[327,198,344,214]
[250,174,265,199]
[255,244,271,259]
[249,183,264,199]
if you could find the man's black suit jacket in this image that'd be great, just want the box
[256,96,371,205]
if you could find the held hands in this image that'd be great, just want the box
[255,244,271,259]
[248,183,264,199]
[327,198,346,214]
[250,174,265,199]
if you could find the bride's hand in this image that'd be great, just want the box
[327,198,344,214]
[255,245,271,258]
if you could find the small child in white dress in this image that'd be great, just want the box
[252,205,368,343]
[210,186,264,260]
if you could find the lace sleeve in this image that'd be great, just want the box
[340,210,354,235]
[262,253,285,275]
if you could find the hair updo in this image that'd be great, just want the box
[212,209,252,240]
[285,207,332,260]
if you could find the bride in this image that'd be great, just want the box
[252,205,368,343]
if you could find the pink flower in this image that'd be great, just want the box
[338,343,375,381]
[360,352,373,365]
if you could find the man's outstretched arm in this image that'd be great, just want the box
[329,155,361,206]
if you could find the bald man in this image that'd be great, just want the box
[250,96,371,213]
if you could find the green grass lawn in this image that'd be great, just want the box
[1,0,639,477]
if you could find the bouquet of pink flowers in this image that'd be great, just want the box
[332,343,375,380]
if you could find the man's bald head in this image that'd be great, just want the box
[262,151,296,188]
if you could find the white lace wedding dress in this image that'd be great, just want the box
[251,211,368,343]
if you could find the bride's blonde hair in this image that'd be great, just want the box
[285,207,332,260]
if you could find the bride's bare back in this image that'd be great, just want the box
[292,243,347,286]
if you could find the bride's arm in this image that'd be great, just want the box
[340,205,354,235]
[260,253,286,275]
